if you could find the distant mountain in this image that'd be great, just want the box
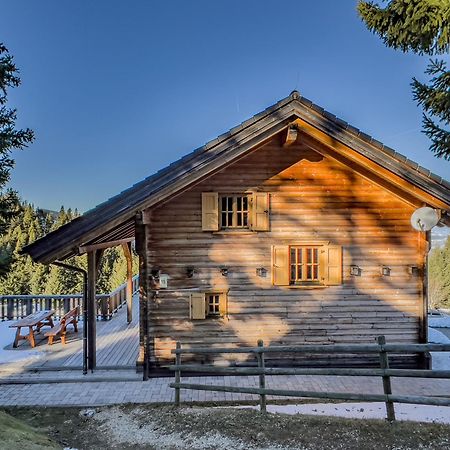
[36,208,59,219]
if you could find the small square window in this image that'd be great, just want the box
[206,293,221,316]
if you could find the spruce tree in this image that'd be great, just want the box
[358,1,450,159]
[0,44,34,223]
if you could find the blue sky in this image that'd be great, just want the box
[2,0,449,212]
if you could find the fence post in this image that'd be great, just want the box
[175,341,181,406]
[257,339,267,413]
[100,296,108,321]
[377,335,395,422]
[6,298,14,320]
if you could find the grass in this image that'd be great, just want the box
[0,410,59,450]
[3,404,450,450]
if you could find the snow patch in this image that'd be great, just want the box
[0,320,46,365]
[428,315,450,328]
[236,403,450,424]
[428,327,450,344]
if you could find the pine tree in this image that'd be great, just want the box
[428,236,450,308]
[0,44,34,227]
[0,197,136,295]
[358,1,450,159]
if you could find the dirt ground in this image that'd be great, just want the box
[3,404,450,450]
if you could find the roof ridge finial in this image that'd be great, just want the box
[290,90,300,100]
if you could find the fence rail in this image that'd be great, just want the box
[169,336,450,422]
[0,275,139,321]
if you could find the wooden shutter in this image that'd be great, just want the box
[219,292,228,317]
[251,192,270,231]
[272,245,290,286]
[320,245,342,285]
[201,192,219,231]
[190,293,206,319]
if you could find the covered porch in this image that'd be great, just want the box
[0,291,139,372]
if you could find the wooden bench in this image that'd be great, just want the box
[45,307,79,345]
[9,310,55,348]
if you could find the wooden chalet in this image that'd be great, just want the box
[22,91,450,372]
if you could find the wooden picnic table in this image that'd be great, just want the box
[9,310,55,348]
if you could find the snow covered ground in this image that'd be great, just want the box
[429,316,450,328]
[0,320,47,366]
[236,403,450,424]
[428,318,450,370]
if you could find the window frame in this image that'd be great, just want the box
[205,292,222,317]
[289,245,321,286]
[219,194,250,230]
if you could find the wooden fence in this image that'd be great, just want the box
[0,275,139,321]
[170,336,450,422]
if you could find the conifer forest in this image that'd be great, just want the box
[0,193,137,295]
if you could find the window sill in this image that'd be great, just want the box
[284,285,329,289]
[212,230,256,235]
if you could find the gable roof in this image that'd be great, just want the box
[22,91,450,264]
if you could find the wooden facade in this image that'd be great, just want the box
[22,91,450,372]
[142,133,430,368]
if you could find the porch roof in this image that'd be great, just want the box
[21,91,450,264]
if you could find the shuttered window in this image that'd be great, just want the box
[190,291,227,319]
[272,244,342,286]
[201,192,270,231]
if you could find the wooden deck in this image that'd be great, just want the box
[27,294,139,369]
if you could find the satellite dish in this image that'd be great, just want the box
[410,207,440,231]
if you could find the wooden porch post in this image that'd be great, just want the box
[86,250,99,371]
[122,241,133,324]
[135,211,150,379]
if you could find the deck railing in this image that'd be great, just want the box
[0,275,139,321]
[170,336,450,422]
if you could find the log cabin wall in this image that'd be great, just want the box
[144,134,428,368]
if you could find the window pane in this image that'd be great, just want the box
[243,213,248,226]
[237,196,242,210]
[307,265,312,280]
[221,197,227,210]
[227,197,233,210]
[290,265,296,281]
[290,248,296,263]
[313,265,319,280]
[243,196,248,210]
[237,214,242,226]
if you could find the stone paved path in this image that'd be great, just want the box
[1,371,450,407]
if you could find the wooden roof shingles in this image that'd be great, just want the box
[21,91,450,264]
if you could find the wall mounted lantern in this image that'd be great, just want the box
[350,265,361,276]
[256,267,267,278]
[408,266,420,276]
[186,267,195,278]
[381,266,391,276]
[220,267,229,277]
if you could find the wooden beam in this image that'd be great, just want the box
[122,241,133,324]
[283,124,298,147]
[87,251,97,370]
[79,237,134,254]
